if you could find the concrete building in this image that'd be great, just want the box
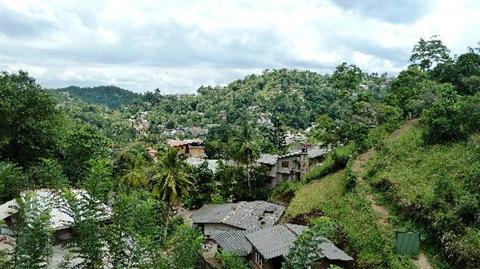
[257,147,327,188]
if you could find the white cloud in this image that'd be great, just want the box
[0,0,479,93]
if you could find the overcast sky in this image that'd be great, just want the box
[1,0,479,93]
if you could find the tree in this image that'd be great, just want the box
[164,222,203,269]
[150,148,192,237]
[331,63,363,94]
[310,115,338,146]
[0,71,63,165]
[82,158,113,203]
[106,191,165,268]
[61,122,109,185]
[61,190,109,269]
[0,162,28,203]
[13,192,54,269]
[410,36,451,71]
[183,161,215,209]
[284,217,345,269]
[26,158,69,190]
[228,122,261,191]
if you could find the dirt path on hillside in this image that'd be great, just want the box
[413,252,433,269]
[352,118,432,269]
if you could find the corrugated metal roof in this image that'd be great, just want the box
[318,240,354,261]
[0,189,111,231]
[211,230,252,256]
[192,201,284,230]
[246,225,353,262]
[246,225,299,260]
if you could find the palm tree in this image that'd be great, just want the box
[149,148,192,237]
[230,122,260,190]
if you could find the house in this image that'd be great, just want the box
[257,147,327,188]
[246,224,353,269]
[167,139,206,158]
[186,157,233,174]
[0,189,112,242]
[192,201,285,236]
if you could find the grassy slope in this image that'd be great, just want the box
[285,170,414,269]
[365,122,479,268]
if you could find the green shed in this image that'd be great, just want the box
[395,231,420,256]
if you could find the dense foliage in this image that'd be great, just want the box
[0,36,479,268]
[55,85,142,108]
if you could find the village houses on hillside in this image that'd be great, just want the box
[191,201,353,269]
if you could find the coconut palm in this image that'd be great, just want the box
[229,122,260,190]
[150,148,192,203]
[149,148,192,237]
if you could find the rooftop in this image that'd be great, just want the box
[0,189,112,231]
[167,139,204,147]
[245,224,307,260]
[257,154,279,165]
[245,224,353,262]
[192,201,284,230]
[211,230,252,256]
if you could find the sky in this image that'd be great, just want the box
[1,0,480,94]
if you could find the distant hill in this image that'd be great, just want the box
[55,85,142,108]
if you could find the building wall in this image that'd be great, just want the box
[189,146,205,158]
[203,223,241,236]
[250,248,276,269]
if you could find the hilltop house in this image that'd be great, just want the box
[167,139,206,158]
[257,147,327,188]
[192,201,284,236]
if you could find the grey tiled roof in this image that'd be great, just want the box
[246,224,353,262]
[257,154,279,165]
[318,240,354,261]
[192,201,284,230]
[211,230,252,256]
[246,225,301,260]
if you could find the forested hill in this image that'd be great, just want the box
[140,67,391,132]
[54,85,142,108]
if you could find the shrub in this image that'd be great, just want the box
[270,180,302,203]
[304,144,357,183]
[217,251,249,269]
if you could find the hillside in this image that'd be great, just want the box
[285,119,479,269]
[140,68,391,130]
[55,85,142,108]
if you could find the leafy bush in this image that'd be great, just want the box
[421,92,480,144]
[270,180,302,203]
[217,251,249,269]
[304,144,357,183]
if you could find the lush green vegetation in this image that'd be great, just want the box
[1,35,479,268]
[54,85,142,108]
[285,171,414,269]
[366,124,480,268]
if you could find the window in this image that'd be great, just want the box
[281,161,289,168]
[255,251,263,267]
